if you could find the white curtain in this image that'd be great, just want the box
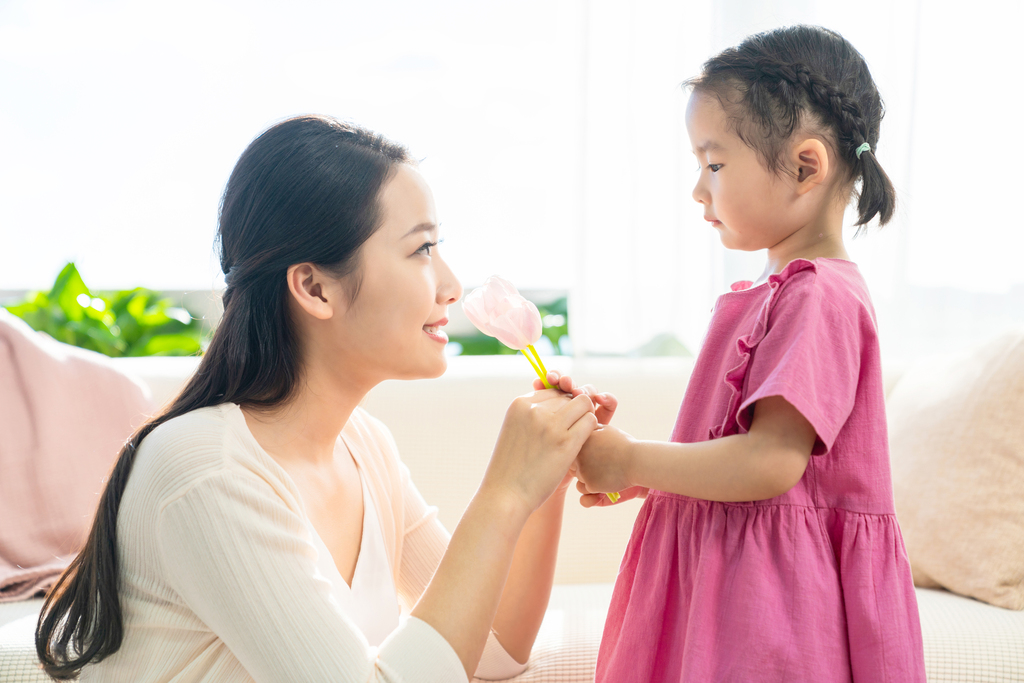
[2,0,1021,360]
[572,0,1024,359]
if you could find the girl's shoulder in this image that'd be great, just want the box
[767,257,875,319]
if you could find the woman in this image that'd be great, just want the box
[36,115,600,681]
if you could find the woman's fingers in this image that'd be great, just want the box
[558,392,596,429]
[533,371,575,394]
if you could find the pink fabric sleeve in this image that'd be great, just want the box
[736,269,863,456]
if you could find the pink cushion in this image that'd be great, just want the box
[0,310,153,601]
[889,329,1024,610]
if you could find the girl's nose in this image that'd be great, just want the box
[435,254,463,305]
[691,176,708,205]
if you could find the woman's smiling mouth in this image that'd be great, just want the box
[423,318,449,343]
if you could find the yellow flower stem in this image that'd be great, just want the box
[527,344,550,383]
[521,348,552,388]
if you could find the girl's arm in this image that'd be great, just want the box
[575,395,816,505]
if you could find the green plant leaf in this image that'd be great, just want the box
[3,262,212,358]
[133,333,202,357]
[52,263,91,323]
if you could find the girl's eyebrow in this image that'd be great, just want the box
[694,140,724,153]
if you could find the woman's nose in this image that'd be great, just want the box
[435,254,463,304]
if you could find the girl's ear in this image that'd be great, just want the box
[286,263,339,321]
[791,137,830,195]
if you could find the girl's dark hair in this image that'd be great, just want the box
[35,115,410,679]
[687,25,895,227]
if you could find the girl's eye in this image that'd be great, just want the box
[708,163,723,173]
[416,240,440,256]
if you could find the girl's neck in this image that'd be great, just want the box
[754,204,850,285]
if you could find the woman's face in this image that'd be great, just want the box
[331,163,462,383]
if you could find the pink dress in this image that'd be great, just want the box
[596,258,927,682]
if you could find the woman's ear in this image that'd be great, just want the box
[791,137,830,196]
[286,263,338,321]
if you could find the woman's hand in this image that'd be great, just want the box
[533,371,618,426]
[482,388,597,514]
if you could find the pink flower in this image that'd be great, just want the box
[462,276,543,350]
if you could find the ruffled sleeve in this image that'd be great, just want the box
[715,259,864,456]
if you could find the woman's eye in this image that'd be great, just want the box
[708,163,723,173]
[416,240,439,256]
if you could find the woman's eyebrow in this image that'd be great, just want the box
[402,222,438,238]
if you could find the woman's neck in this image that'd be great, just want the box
[240,369,370,468]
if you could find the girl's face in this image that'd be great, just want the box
[330,164,462,384]
[685,92,804,251]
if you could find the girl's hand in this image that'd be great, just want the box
[533,371,618,425]
[483,389,598,514]
[572,424,638,503]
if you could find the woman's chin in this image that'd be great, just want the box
[423,355,448,379]
[394,354,448,381]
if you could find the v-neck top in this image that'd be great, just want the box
[83,402,527,682]
[308,470,400,647]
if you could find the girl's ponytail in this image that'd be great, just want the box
[853,142,896,227]
[34,115,410,679]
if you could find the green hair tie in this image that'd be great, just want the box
[855,142,871,159]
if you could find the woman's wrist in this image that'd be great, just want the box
[472,482,534,532]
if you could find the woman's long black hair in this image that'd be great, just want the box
[35,115,410,679]
[688,25,896,228]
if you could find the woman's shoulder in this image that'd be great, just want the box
[130,403,272,504]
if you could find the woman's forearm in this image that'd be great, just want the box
[409,488,532,679]
[489,487,566,663]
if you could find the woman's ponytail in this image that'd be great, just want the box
[35,115,410,678]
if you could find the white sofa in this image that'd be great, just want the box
[2,355,1023,682]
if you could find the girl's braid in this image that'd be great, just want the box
[750,58,873,164]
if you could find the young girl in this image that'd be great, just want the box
[569,25,927,682]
